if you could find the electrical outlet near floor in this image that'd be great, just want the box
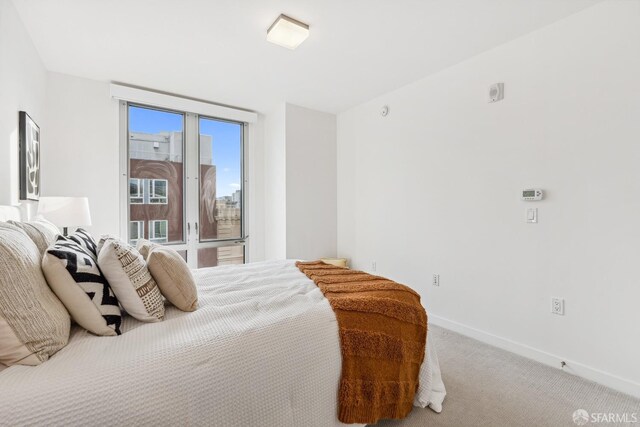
[551,297,565,315]
[432,274,440,287]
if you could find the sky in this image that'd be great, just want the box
[129,106,242,197]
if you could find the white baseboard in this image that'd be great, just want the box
[429,314,640,399]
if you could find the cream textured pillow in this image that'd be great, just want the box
[136,238,160,260]
[42,237,122,336]
[147,246,198,312]
[0,222,70,366]
[98,238,165,322]
[8,218,59,255]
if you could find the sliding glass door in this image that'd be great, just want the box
[122,103,246,268]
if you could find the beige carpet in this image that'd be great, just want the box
[372,325,640,427]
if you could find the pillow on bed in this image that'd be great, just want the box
[98,238,165,322]
[42,237,122,336]
[67,228,99,260]
[8,218,59,255]
[136,238,160,260]
[97,234,120,255]
[147,246,198,312]
[0,222,70,366]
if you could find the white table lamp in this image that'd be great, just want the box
[37,197,92,236]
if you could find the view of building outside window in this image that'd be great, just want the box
[128,105,244,267]
[197,117,243,267]
[128,106,185,245]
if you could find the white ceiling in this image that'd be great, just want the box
[13,0,600,114]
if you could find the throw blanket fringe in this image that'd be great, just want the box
[296,261,427,424]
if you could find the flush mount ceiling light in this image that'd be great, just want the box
[267,14,309,50]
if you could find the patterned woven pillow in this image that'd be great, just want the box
[147,246,198,312]
[97,234,120,255]
[42,236,122,336]
[8,218,60,256]
[0,222,70,366]
[98,238,165,322]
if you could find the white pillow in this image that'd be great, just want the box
[0,222,70,366]
[42,237,122,336]
[98,238,165,322]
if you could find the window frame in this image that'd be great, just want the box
[149,178,168,205]
[197,115,246,243]
[129,220,144,243]
[149,219,169,243]
[124,103,186,246]
[129,178,145,204]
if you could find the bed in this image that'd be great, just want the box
[0,204,445,425]
[0,258,445,426]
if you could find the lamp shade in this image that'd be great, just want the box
[37,197,92,229]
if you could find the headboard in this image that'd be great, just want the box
[0,205,27,222]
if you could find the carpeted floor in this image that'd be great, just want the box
[373,325,640,427]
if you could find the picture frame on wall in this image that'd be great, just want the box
[19,111,40,201]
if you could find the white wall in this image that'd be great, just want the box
[285,104,337,260]
[337,1,640,397]
[0,0,46,209]
[42,72,119,237]
[263,103,287,259]
[336,108,357,263]
[263,103,337,260]
[247,116,265,262]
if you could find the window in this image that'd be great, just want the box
[149,179,168,204]
[130,178,168,205]
[121,101,247,268]
[149,220,168,243]
[129,178,144,204]
[129,221,144,243]
[127,105,184,246]
[197,117,244,267]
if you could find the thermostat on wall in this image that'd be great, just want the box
[521,189,543,201]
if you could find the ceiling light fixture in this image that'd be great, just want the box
[267,14,309,50]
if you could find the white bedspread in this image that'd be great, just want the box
[0,260,445,426]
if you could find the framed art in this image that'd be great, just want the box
[19,111,40,201]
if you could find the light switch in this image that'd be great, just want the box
[526,208,538,223]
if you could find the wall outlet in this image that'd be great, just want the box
[371,261,377,272]
[551,297,564,315]
[432,274,440,287]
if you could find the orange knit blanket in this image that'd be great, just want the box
[296,261,427,424]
